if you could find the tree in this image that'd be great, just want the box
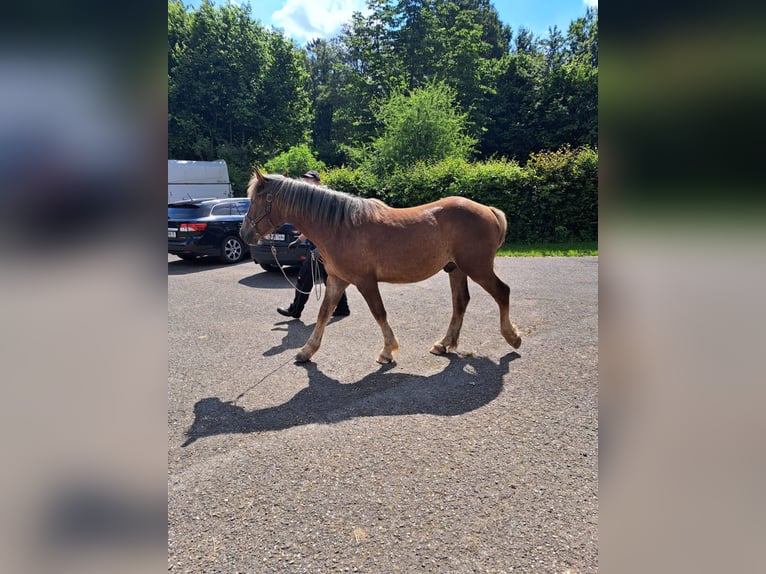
[334,2,403,156]
[307,36,378,165]
[168,1,312,193]
[169,1,269,159]
[169,0,597,182]
[482,51,544,160]
[257,32,312,157]
[514,26,538,55]
[453,0,511,59]
[437,3,500,136]
[481,11,598,160]
[391,0,508,141]
[369,81,476,175]
[541,25,565,71]
[566,8,598,67]
[536,12,598,152]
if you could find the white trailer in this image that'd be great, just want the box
[168,159,233,202]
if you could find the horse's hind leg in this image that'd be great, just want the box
[431,267,470,355]
[296,275,348,363]
[469,269,522,349]
[355,279,399,364]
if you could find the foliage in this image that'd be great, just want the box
[169,1,597,170]
[521,145,598,241]
[383,156,470,206]
[264,144,326,178]
[167,1,598,238]
[497,241,598,256]
[168,0,311,193]
[482,9,598,161]
[322,166,382,199]
[323,145,598,243]
[306,38,351,165]
[368,81,476,176]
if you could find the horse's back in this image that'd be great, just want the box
[429,196,506,247]
[323,196,505,283]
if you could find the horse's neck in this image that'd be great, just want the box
[283,210,332,249]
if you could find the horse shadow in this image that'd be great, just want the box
[168,256,250,276]
[237,267,300,290]
[182,352,520,446]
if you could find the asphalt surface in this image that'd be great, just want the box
[168,255,598,573]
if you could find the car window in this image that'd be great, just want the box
[211,204,232,216]
[168,205,203,219]
[233,200,250,215]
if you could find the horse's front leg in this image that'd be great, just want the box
[431,267,470,355]
[355,279,399,364]
[296,275,349,363]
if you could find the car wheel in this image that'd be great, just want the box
[219,235,246,264]
[259,263,280,272]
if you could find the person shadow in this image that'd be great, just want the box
[263,319,316,356]
[182,351,520,446]
[263,316,350,357]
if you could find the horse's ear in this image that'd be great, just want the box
[253,166,266,185]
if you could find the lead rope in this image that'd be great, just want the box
[231,355,294,406]
[270,245,324,300]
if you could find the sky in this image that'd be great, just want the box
[185,1,597,46]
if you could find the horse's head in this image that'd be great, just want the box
[240,167,284,246]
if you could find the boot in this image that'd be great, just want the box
[277,291,309,319]
[332,293,350,317]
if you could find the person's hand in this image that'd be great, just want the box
[288,238,301,249]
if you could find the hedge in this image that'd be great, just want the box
[323,145,598,243]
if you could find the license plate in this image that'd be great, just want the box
[168,230,176,238]
[264,233,285,241]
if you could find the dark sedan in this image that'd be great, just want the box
[249,223,311,272]
[168,198,250,264]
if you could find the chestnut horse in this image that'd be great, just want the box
[240,168,521,364]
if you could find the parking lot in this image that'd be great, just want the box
[168,254,598,573]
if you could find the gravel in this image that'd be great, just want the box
[168,255,598,573]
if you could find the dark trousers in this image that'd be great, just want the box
[295,255,316,293]
[293,251,349,313]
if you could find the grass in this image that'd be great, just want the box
[498,241,598,257]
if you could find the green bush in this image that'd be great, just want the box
[451,159,531,242]
[264,144,326,178]
[323,145,597,243]
[383,158,466,206]
[368,81,476,177]
[322,166,381,199]
[522,145,598,242]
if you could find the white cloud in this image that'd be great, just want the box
[272,0,367,43]
[583,0,598,8]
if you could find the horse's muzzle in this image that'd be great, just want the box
[240,221,257,246]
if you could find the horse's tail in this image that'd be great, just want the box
[490,206,508,249]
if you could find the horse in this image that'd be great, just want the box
[240,167,521,364]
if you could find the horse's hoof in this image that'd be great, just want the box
[295,350,312,363]
[376,353,394,364]
[430,343,447,355]
[506,325,522,349]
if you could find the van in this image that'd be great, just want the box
[168,159,232,202]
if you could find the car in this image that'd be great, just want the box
[168,197,250,264]
[249,223,311,272]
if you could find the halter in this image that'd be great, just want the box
[245,190,277,239]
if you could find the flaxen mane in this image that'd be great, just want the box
[247,173,384,228]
